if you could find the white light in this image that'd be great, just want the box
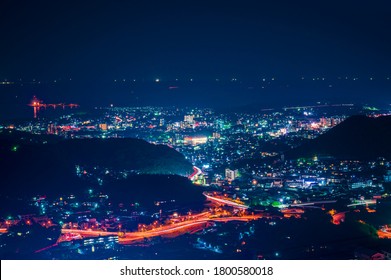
[155,78,160,82]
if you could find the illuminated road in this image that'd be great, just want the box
[118,214,263,244]
[378,230,391,239]
[59,214,264,244]
[203,192,249,209]
[289,200,337,207]
[61,228,116,237]
[347,199,376,207]
[188,166,202,181]
[378,226,391,239]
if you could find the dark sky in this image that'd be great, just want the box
[1,0,391,80]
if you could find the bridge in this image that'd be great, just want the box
[28,96,79,118]
[203,192,249,209]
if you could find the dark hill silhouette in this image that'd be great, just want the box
[106,174,204,209]
[0,132,193,198]
[59,138,193,175]
[286,115,391,160]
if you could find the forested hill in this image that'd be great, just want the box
[286,115,391,160]
[0,130,193,197]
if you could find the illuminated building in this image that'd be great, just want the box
[99,123,108,131]
[183,136,208,146]
[184,115,194,123]
[225,168,239,181]
[47,123,57,134]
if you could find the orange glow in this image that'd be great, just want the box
[59,212,265,245]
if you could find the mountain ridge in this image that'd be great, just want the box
[285,115,391,160]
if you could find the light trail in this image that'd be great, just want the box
[59,214,264,244]
[118,215,263,244]
[347,199,376,207]
[289,200,337,207]
[203,192,249,209]
[378,228,391,239]
[35,243,58,253]
[61,229,116,237]
[188,166,202,181]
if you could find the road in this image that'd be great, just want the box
[347,199,377,207]
[188,166,202,181]
[289,200,337,207]
[118,214,263,244]
[203,192,249,209]
[378,228,391,239]
[59,214,264,244]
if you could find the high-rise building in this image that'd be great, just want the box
[184,115,194,123]
[225,168,239,181]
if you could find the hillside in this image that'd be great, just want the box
[286,115,391,160]
[0,131,193,198]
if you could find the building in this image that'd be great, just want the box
[99,123,108,131]
[225,168,239,181]
[184,115,194,123]
[384,170,391,182]
[183,136,208,146]
[351,180,373,189]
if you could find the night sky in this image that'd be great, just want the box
[0,0,391,116]
[1,0,391,80]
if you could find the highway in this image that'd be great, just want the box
[347,199,377,207]
[289,200,337,207]
[378,226,391,239]
[203,192,249,209]
[188,166,202,181]
[59,214,264,244]
[118,214,263,244]
[61,228,116,237]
